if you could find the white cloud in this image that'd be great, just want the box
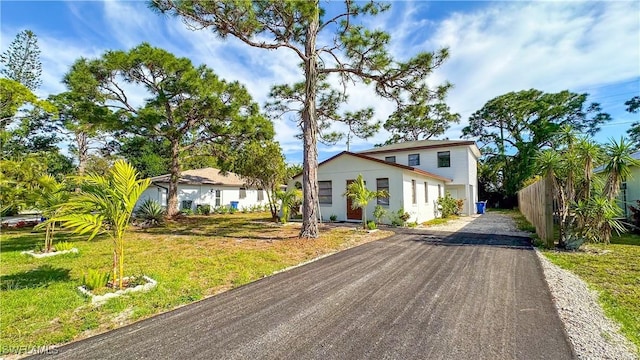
[422,1,640,137]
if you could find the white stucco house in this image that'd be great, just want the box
[292,140,481,224]
[137,167,269,212]
[596,150,640,218]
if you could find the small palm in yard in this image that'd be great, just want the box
[343,174,389,229]
[34,175,69,252]
[49,160,150,289]
[276,188,302,223]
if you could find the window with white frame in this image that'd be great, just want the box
[215,190,221,207]
[318,181,332,205]
[408,153,420,166]
[376,178,389,205]
[385,156,396,163]
[257,189,264,201]
[239,187,247,199]
[438,184,442,198]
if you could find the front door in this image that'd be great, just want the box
[346,180,362,221]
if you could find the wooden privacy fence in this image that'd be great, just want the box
[518,176,554,247]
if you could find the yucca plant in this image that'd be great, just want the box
[48,160,150,290]
[343,174,389,229]
[135,199,165,225]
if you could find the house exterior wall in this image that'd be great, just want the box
[136,184,268,211]
[291,154,446,224]
[401,173,443,223]
[622,166,640,217]
[366,145,479,215]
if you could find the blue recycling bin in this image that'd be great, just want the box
[230,201,239,210]
[475,201,486,214]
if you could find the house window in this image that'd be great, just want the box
[424,182,429,203]
[408,154,420,166]
[376,178,389,205]
[385,156,396,163]
[181,200,193,210]
[257,189,264,201]
[438,184,442,198]
[318,181,332,205]
[438,151,451,168]
[215,190,221,207]
[411,180,417,204]
[239,188,247,199]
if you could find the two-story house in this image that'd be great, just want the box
[292,140,480,224]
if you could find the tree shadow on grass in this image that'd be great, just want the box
[0,229,92,253]
[0,265,71,290]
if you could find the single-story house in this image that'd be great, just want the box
[137,167,269,212]
[291,140,481,224]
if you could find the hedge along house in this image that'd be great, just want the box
[136,167,269,212]
[291,140,481,224]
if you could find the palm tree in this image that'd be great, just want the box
[276,188,302,223]
[34,175,69,252]
[343,174,389,229]
[49,160,150,289]
[603,137,640,201]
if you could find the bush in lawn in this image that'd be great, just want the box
[135,199,165,225]
[367,220,377,230]
[329,214,337,222]
[276,188,302,223]
[83,269,111,291]
[54,241,74,251]
[389,208,410,226]
[196,204,211,215]
[180,208,194,215]
[49,160,150,290]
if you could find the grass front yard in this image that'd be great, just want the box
[0,213,392,354]
[540,232,640,352]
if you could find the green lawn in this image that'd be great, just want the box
[541,232,640,352]
[0,213,392,354]
[501,209,638,351]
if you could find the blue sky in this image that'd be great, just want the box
[2,1,639,164]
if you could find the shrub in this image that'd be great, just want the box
[329,214,337,222]
[366,220,377,230]
[196,204,211,215]
[180,208,194,216]
[437,192,459,218]
[390,208,410,226]
[373,205,387,225]
[228,206,237,214]
[55,241,74,251]
[83,269,111,291]
[135,199,165,225]
[407,221,418,228]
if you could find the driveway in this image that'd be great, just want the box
[33,214,574,360]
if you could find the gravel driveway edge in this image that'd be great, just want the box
[535,249,638,360]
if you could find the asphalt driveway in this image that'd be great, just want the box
[33,228,574,359]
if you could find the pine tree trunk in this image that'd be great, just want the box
[76,131,89,176]
[167,138,180,218]
[299,6,320,239]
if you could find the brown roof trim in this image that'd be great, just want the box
[293,151,452,183]
[358,141,477,155]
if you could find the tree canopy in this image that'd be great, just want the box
[1,29,43,90]
[66,43,274,217]
[153,0,450,237]
[463,89,611,203]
